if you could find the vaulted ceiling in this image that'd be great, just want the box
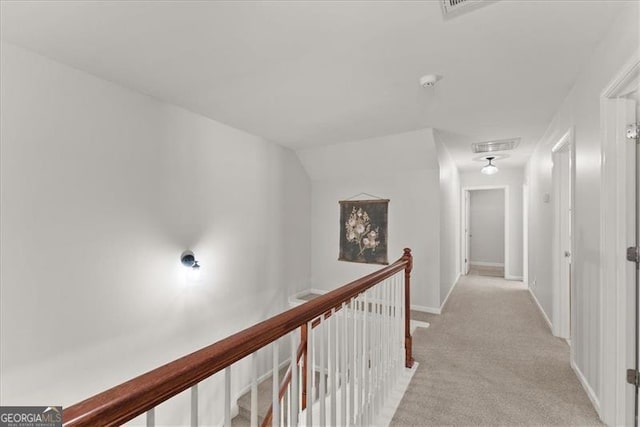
[0,1,626,170]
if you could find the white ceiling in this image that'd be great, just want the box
[0,1,626,170]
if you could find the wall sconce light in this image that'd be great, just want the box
[481,156,499,175]
[181,250,201,283]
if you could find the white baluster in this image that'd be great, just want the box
[379,280,388,412]
[375,282,382,417]
[397,274,403,376]
[392,277,396,392]
[357,296,363,426]
[350,299,356,425]
[385,280,390,409]
[367,290,372,425]
[364,290,370,426]
[287,382,291,427]
[329,308,337,426]
[319,315,326,426]
[370,286,376,422]
[390,275,395,379]
[382,280,387,410]
[402,273,406,372]
[306,320,313,426]
[385,279,391,400]
[359,295,364,426]
[351,298,357,425]
[378,281,384,416]
[393,275,398,377]
[281,387,285,427]
[341,302,348,427]
[146,408,155,427]
[192,383,198,427]
[224,367,231,427]
[291,331,298,426]
[251,352,258,427]
[273,340,280,427]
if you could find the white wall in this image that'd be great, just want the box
[460,168,524,279]
[470,190,505,265]
[0,42,311,421]
[297,129,442,311]
[434,137,460,305]
[524,3,639,413]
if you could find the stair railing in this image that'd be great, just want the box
[62,248,413,427]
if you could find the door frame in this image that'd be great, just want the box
[600,55,640,427]
[551,129,574,340]
[523,183,529,287]
[460,185,510,278]
[465,190,471,275]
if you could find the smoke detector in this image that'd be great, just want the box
[419,74,442,88]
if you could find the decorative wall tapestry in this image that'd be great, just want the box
[338,198,389,265]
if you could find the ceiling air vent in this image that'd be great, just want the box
[471,138,520,154]
[441,0,497,20]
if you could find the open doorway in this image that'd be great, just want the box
[462,186,508,279]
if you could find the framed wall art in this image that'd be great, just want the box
[338,198,389,265]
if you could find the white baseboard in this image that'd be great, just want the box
[470,261,504,267]
[412,274,461,316]
[528,288,552,331]
[505,275,523,281]
[410,320,430,334]
[571,358,601,417]
[410,304,441,315]
[440,273,460,312]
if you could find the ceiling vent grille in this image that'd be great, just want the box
[471,138,520,154]
[441,0,497,20]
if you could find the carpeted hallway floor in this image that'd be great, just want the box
[391,274,602,426]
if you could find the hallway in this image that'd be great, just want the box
[392,274,601,426]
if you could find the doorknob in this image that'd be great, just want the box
[564,251,571,258]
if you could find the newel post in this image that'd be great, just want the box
[403,248,415,368]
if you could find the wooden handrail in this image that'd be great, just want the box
[63,249,412,427]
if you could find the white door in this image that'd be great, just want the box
[465,190,471,275]
[552,137,572,339]
[559,148,572,339]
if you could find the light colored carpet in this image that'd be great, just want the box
[468,265,504,278]
[392,274,602,426]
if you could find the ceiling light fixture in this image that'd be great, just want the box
[419,74,443,88]
[181,250,201,283]
[481,156,499,175]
